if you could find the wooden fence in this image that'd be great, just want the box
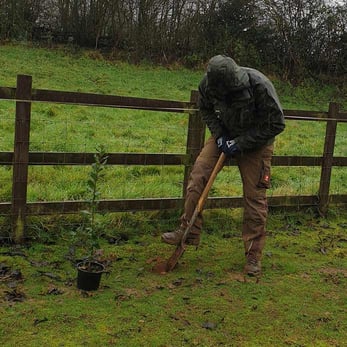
[0,75,346,242]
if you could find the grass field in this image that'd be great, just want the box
[0,43,346,346]
[1,209,346,346]
[0,43,346,204]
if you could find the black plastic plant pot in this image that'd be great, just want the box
[77,261,105,291]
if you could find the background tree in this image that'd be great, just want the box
[0,0,346,82]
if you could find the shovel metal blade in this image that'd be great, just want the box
[165,245,186,272]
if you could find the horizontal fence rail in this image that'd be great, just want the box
[1,85,347,120]
[0,195,347,216]
[0,75,346,242]
[0,152,346,167]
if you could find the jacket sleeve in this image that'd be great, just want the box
[234,83,285,151]
[198,79,225,139]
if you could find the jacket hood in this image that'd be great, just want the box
[207,55,250,93]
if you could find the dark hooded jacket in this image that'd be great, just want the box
[198,55,285,152]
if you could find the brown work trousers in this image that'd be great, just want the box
[181,137,274,260]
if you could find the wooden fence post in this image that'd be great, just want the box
[318,102,339,217]
[11,75,32,243]
[182,90,206,197]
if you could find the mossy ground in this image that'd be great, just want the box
[1,208,346,346]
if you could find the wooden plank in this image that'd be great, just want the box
[0,87,16,100]
[284,109,328,118]
[11,75,32,243]
[1,194,346,216]
[329,194,347,204]
[284,109,347,122]
[19,152,187,166]
[332,157,347,166]
[0,86,194,112]
[3,85,347,121]
[318,103,339,216]
[31,89,194,112]
[2,152,347,166]
[24,198,184,214]
[337,111,347,119]
[0,152,13,164]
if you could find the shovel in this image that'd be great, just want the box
[153,152,226,273]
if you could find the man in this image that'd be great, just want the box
[162,54,285,276]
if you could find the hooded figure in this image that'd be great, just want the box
[162,55,285,277]
[199,54,284,152]
[207,55,250,93]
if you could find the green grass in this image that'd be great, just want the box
[0,43,346,205]
[0,43,346,346]
[0,209,346,346]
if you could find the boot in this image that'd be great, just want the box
[244,256,261,276]
[243,236,265,276]
[161,226,200,246]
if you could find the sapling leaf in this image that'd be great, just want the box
[77,145,109,258]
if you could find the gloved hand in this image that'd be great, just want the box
[216,136,240,157]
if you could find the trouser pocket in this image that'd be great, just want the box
[257,160,271,189]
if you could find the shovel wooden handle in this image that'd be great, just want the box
[196,152,226,212]
[166,152,226,271]
[182,152,226,244]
